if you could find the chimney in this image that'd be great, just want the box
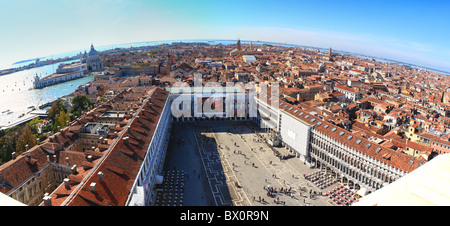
[90,182,96,193]
[87,155,93,162]
[47,155,50,163]
[123,137,129,145]
[98,171,104,182]
[65,157,69,165]
[36,138,40,145]
[11,152,16,160]
[43,195,52,206]
[71,165,78,174]
[53,155,57,163]
[27,150,31,158]
[63,178,70,190]
[25,144,29,152]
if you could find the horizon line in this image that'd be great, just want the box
[5,38,450,76]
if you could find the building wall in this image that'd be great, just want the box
[8,164,55,206]
[309,128,401,194]
[431,141,450,155]
[254,95,406,195]
[335,87,361,102]
[170,90,250,120]
[279,111,310,160]
[34,71,84,89]
[127,96,172,206]
[256,98,279,131]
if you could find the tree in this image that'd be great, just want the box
[53,109,70,133]
[71,95,92,117]
[28,117,43,134]
[47,100,67,122]
[0,135,16,164]
[15,124,36,154]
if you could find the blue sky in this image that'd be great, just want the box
[1,0,449,71]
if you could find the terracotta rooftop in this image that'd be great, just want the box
[258,94,425,174]
[50,87,169,206]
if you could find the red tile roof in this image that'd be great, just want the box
[258,95,424,174]
[55,87,169,206]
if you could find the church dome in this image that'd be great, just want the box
[88,44,99,56]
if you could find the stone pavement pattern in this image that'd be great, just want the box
[162,121,342,206]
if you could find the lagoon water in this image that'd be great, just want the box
[0,60,94,128]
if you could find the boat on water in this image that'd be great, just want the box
[2,110,10,113]
[7,111,13,115]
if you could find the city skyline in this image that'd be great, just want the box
[1,25,449,207]
[1,0,450,72]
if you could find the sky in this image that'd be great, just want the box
[1,0,450,72]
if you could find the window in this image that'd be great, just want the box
[375,147,381,153]
[365,143,371,148]
[331,128,337,132]
[356,140,362,144]
[339,132,345,136]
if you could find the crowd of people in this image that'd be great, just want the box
[252,185,294,205]
[155,170,186,206]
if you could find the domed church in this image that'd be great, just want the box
[87,44,104,71]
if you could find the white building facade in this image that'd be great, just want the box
[334,85,361,102]
[255,94,420,196]
[126,90,172,206]
[87,44,104,72]
[33,71,84,89]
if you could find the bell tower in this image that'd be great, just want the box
[237,39,242,51]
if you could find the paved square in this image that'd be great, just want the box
[162,120,339,206]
